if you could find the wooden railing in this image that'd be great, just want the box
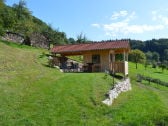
[110,61,128,75]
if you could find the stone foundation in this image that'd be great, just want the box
[102,78,131,106]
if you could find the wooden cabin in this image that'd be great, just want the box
[51,40,130,75]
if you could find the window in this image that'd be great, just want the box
[92,54,100,64]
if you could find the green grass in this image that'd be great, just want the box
[129,62,168,82]
[0,40,168,125]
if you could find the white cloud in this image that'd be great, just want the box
[91,10,166,37]
[104,11,164,36]
[111,10,128,20]
[124,11,136,22]
[158,15,168,25]
[103,22,164,36]
[91,23,101,28]
[152,9,168,25]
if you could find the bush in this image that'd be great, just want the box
[152,63,157,68]
[159,64,167,72]
[0,25,5,36]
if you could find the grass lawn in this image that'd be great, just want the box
[129,62,168,82]
[0,40,168,125]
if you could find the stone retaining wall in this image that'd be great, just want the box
[30,33,49,49]
[102,78,131,106]
[1,32,49,49]
[2,32,24,43]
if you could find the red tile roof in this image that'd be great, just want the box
[51,40,130,54]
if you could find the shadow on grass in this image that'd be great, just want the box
[154,71,163,74]
[110,74,124,80]
[41,63,55,68]
[1,40,23,48]
[0,39,36,49]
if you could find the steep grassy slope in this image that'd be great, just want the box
[0,40,168,126]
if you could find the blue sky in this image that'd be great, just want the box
[5,0,168,41]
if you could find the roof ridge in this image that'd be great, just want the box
[92,40,129,43]
[80,40,129,46]
[53,40,129,47]
[51,40,130,53]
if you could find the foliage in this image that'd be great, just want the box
[159,64,167,72]
[76,32,88,43]
[0,25,5,36]
[158,61,168,72]
[130,39,168,62]
[164,49,168,61]
[152,51,160,62]
[0,0,4,8]
[129,49,146,69]
[12,0,30,20]
[129,39,145,50]
[68,37,76,44]
[145,51,160,67]
[145,51,153,63]
[152,61,157,68]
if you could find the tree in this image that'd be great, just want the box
[129,49,146,69]
[130,39,168,61]
[0,0,4,8]
[68,37,76,44]
[76,32,87,43]
[1,6,16,29]
[144,60,150,70]
[145,51,153,63]
[13,0,31,20]
[164,49,168,61]
[0,25,4,36]
[152,51,160,62]
[159,62,167,72]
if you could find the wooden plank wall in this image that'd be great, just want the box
[83,50,110,72]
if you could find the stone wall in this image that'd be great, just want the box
[1,32,24,43]
[1,32,49,49]
[29,33,49,49]
[102,78,131,106]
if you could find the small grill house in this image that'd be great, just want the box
[51,40,130,75]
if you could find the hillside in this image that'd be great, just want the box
[0,0,68,47]
[130,39,168,61]
[0,40,168,125]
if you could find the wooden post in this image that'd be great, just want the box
[126,52,128,61]
[112,53,115,85]
[123,50,126,62]
[123,50,126,79]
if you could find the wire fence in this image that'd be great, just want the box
[137,74,168,87]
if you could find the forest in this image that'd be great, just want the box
[130,39,168,62]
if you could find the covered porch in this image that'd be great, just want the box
[51,41,130,75]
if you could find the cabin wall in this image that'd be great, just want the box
[83,53,92,64]
[83,50,110,72]
[100,51,109,72]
